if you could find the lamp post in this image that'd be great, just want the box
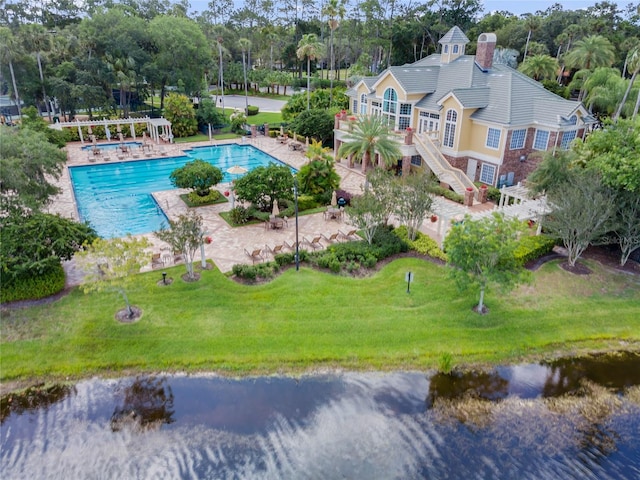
[294,176,299,271]
[200,230,210,269]
[162,272,167,285]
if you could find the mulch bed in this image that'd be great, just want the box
[115,306,142,323]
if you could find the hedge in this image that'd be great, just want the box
[393,225,448,262]
[514,234,557,264]
[1,263,66,303]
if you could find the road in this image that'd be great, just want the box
[210,94,287,113]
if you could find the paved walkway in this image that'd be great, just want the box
[48,135,494,286]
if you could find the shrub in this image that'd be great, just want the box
[296,194,320,211]
[394,226,447,261]
[429,184,464,204]
[475,182,501,203]
[229,206,249,225]
[514,234,557,264]
[1,263,65,303]
[182,189,224,207]
[247,105,259,116]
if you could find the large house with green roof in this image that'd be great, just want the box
[335,26,596,198]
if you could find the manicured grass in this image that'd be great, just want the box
[2,258,639,383]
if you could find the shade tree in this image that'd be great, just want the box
[346,191,387,245]
[170,159,223,197]
[78,235,152,320]
[154,211,205,281]
[543,171,615,268]
[233,163,294,212]
[444,213,530,314]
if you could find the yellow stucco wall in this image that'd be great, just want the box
[438,96,503,159]
[374,75,405,100]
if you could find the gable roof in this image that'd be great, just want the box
[354,49,588,129]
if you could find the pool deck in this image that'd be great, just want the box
[49,136,492,286]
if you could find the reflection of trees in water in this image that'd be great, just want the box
[1,384,76,423]
[426,370,509,409]
[542,352,640,397]
[545,379,624,465]
[110,376,175,432]
[426,370,509,429]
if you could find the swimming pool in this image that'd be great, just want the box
[81,141,142,151]
[69,144,294,238]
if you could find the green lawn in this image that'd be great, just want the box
[2,258,639,383]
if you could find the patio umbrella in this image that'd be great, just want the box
[87,125,93,135]
[331,190,337,207]
[105,125,111,141]
[272,199,280,217]
[280,125,284,136]
[293,132,297,142]
[226,165,248,176]
[305,136,309,147]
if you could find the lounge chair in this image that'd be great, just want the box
[265,244,285,257]
[244,248,264,264]
[284,239,301,251]
[322,232,341,243]
[303,235,323,250]
[338,229,359,241]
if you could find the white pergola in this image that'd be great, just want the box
[430,183,551,246]
[49,116,173,145]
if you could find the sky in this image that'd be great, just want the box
[188,0,629,18]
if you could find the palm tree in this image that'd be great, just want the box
[518,55,559,81]
[337,116,401,174]
[296,34,326,111]
[583,68,626,116]
[21,24,52,121]
[322,0,346,106]
[0,27,23,119]
[522,15,542,60]
[614,46,640,121]
[238,38,252,115]
[105,53,137,117]
[555,24,582,83]
[564,35,615,101]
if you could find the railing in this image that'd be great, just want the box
[414,134,478,198]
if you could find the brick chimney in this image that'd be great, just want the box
[475,33,497,72]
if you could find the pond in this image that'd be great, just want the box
[2,352,639,479]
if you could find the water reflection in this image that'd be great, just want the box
[110,376,175,432]
[1,354,639,479]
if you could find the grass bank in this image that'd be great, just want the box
[2,257,639,385]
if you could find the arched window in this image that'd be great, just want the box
[453,45,459,54]
[443,109,457,148]
[444,45,449,53]
[360,93,368,115]
[383,88,397,126]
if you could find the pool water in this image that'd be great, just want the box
[69,144,291,238]
[81,141,142,151]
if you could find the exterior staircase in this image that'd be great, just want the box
[414,134,478,198]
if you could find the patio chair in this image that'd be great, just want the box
[244,248,264,264]
[338,229,359,241]
[265,243,285,257]
[151,252,163,269]
[303,235,323,250]
[322,232,341,244]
